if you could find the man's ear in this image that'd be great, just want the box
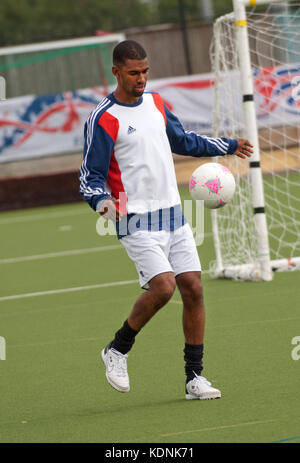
[112,65,120,79]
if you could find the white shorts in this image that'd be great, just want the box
[120,223,201,289]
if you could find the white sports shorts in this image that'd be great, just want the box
[120,223,201,289]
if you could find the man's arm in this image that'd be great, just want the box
[79,116,114,212]
[165,105,252,158]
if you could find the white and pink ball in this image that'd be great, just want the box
[189,162,236,209]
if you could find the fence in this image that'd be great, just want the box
[126,22,213,79]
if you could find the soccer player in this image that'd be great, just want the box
[79,40,252,400]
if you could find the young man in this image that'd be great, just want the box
[79,40,252,400]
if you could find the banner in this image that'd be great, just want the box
[0,88,106,162]
[0,64,299,162]
[148,64,300,133]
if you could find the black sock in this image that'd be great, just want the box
[110,320,139,355]
[184,343,204,384]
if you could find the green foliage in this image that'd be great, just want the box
[139,0,233,25]
[212,0,233,18]
[0,0,154,46]
[153,0,201,24]
[0,0,235,47]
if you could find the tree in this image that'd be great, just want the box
[0,0,234,47]
[0,0,155,46]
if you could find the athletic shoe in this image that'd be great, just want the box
[101,345,130,392]
[186,375,221,400]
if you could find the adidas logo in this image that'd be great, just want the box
[128,126,136,134]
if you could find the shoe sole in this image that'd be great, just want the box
[185,392,221,400]
[101,349,130,393]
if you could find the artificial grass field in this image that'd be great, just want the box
[0,185,299,443]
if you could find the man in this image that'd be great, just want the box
[79,40,252,400]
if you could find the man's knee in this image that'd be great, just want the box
[177,272,204,306]
[150,273,176,306]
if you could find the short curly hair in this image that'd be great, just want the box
[113,40,147,66]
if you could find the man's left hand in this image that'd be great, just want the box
[234,139,253,159]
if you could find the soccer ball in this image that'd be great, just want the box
[189,162,236,209]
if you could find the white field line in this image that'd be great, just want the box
[160,419,276,437]
[0,271,212,302]
[0,244,123,264]
[0,208,90,225]
[0,231,214,264]
[0,279,139,302]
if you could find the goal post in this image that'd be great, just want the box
[210,0,300,281]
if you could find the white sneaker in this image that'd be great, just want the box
[101,345,130,392]
[186,375,221,400]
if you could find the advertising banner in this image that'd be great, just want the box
[0,64,299,162]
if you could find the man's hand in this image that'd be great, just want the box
[234,139,253,159]
[99,198,122,222]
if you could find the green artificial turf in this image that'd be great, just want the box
[0,187,299,443]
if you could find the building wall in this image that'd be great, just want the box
[125,22,213,79]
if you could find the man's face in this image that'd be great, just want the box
[113,58,149,99]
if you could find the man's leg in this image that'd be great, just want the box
[176,271,205,380]
[111,271,176,354]
[102,272,176,392]
[176,271,205,345]
[127,271,176,331]
[176,271,221,400]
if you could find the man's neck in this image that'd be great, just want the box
[113,89,141,105]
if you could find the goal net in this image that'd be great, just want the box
[210,1,300,280]
[0,34,124,162]
[0,34,124,99]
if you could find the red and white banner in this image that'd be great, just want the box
[0,64,299,162]
[148,64,300,133]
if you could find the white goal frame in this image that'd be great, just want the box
[0,33,125,99]
[211,0,300,281]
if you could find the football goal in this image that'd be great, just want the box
[210,0,300,281]
[0,34,125,98]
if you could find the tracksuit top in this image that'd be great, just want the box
[79,92,238,237]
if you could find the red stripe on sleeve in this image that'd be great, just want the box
[107,152,128,215]
[98,111,127,214]
[98,111,119,142]
[151,93,167,126]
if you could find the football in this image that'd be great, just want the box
[189,162,236,209]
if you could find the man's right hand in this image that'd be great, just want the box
[99,198,122,222]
